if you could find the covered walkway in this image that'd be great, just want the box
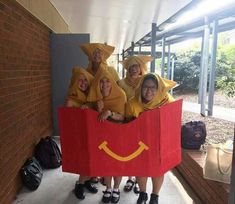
[183,101,235,122]
[14,140,194,204]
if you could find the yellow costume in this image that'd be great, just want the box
[80,43,120,81]
[87,67,126,115]
[118,55,152,99]
[126,73,177,118]
[67,67,94,107]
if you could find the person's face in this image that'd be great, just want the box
[92,48,103,63]
[100,77,112,97]
[128,64,141,78]
[76,74,89,92]
[141,79,157,103]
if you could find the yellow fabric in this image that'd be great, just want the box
[67,67,94,107]
[80,43,120,81]
[119,55,152,98]
[126,73,177,118]
[80,43,114,61]
[118,79,141,100]
[120,55,153,74]
[87,67,126,115]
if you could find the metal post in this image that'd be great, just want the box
[198,36,204,104]
[139,45,141,54]
[167,44,171,79]
[228,125,235,204]
[161,36,166,77]
[122,49,125,78]
[208,20,218,116]
[170,56,175,95]
[131,41,135,56]
[117,54,120,73]
[200,16,210,116]
[151,23,157,72]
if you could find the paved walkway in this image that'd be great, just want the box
[183,101,235,122]
[13,170,193,204]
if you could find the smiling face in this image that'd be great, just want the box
[141,77,158,104]
[100,77,112,97]
[128,64,141,78]
[76,74,89,92]
[92,48,103,64]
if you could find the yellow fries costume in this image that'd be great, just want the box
[126,73,177,118]
[80,43,120,81]
[67,67,94,107]
[87,67,126,115]
[118,56,152,99]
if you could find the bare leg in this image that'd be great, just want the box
[104,176,112,189]
[113,176,122,189]
[136,177,148,192]
[151,175,164,195]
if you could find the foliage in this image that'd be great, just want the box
[216,45,235,97]
[173,43,235,97]
[173,51,201,91]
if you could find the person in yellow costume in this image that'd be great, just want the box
[66,67,99,200]
[80,43,120,185]
[80,43,120,81]
[87,67,127,203]
[125,73,177,204]
[66,67,94,108]
[118,55,152,194]
[118,55,153,99]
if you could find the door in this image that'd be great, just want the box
[50,33,90,135]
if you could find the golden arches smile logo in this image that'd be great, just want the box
[98,141,149,162]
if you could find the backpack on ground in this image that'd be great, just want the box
[35,136,62,169]
[181,121,207,149]
[21,157,43,190]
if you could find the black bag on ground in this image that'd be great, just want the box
[35,136,62,169]
[21,157,43,190]
[181,121,207,149]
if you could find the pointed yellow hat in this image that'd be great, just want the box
[120,55,153,74]
[80,43,115,61]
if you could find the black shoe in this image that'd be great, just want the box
[124,179,135,192]
[133,181,140,194]
[111,190,120,203]
[84,180,98,193]
[102,190,112,203]
[74,183,85,200]
[149,193,159,204]
[137,192,148,204]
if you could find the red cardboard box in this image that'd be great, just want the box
[58,99,182,176]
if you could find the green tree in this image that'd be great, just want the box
[174,51,201,91]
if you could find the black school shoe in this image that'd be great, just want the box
[133,181,140,194]
[84,180,98,193]
[111,189,120,203]
[74,183,85,200]
[102,190,112,203]
[137,192,148,204]
[149,193,159,204]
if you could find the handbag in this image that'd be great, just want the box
[35,137,62,169]
[21,157,43,190]
[203,140,233,184]
[181,121,206,149]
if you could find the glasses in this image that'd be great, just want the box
[142,86,157,92]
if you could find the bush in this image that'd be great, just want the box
[173,45,235,98]
[174,51,201,91]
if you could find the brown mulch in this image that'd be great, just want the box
[174,90,234,150]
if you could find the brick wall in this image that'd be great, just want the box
[0,0,53,203]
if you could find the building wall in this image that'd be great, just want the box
[16,0,70,33]
[0,0,53,203]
